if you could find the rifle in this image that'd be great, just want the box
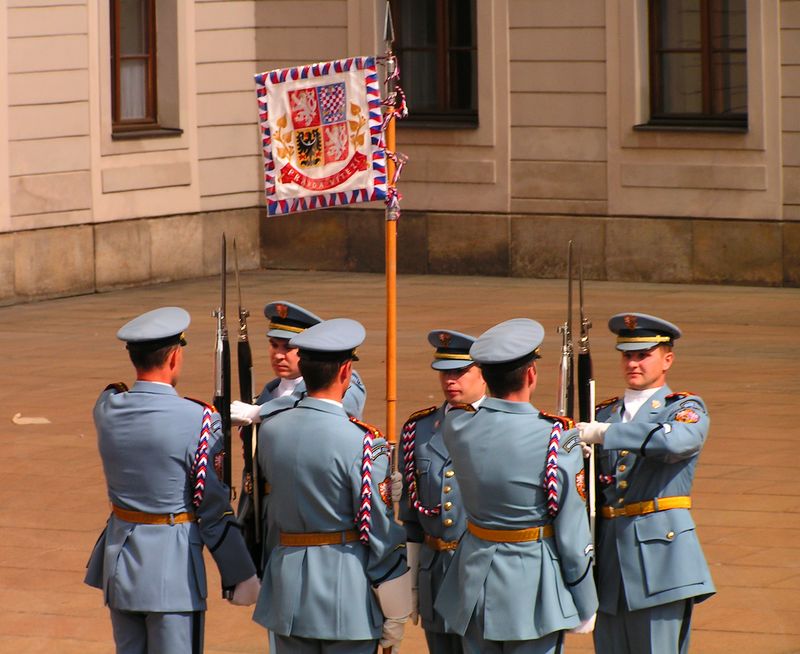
[556,241,575,419]
[212,233,233,598]
[233,240,263,573]
[576,256,597,543]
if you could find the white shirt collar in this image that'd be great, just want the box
[622,386,663,422]
[445,395,486,413]
[276,376,303,398]
[315,397,343,408]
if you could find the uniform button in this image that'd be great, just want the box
[444,501,453,511]
[619,480,628,490]
[443,485,452,494]
[443,518,454,527]
[618,464,627,472]
[620,450,629,457]
[666,531,675,540]
[445,470,455,478]
[617,498,625,505]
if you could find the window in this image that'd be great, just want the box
[648,0,747,129]
[393,0,477,126]
[111,0,157,131]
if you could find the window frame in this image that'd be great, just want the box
[110,0,159,133]
[392,0,478,128]
[646,0,747,130]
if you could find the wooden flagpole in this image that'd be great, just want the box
[384,2,398,457]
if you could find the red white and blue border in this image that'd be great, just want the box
[255,57,387,217]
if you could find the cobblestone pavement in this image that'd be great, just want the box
[1,270,798,653]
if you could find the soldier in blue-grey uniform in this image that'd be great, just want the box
[231,300,366,424]
[399,329,486,654]
[84,307,259,654]
[252,318,412,653]
[577,313,715,654]
[435,318,598,654]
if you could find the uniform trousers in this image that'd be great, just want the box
[272,634,378,653]
[110,608,203,654]
[593,598,694,654]
[425,630,463,654]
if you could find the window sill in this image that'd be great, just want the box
[398,120,479,130]
[634,122,748,134]
[112,127,184,140]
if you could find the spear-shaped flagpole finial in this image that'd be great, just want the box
[384,0,395,51]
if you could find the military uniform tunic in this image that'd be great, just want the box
[400,403,467,653]
[252,397,407,645]
[435,398,597,650]
[593,385,715,647]
[85,381,255,651]
[256,369,366,418]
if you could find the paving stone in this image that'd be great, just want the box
[0,270,798,652]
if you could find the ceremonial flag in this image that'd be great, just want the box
[255,57,387,216]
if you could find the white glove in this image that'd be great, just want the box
[577,421,610,445]
[570,612,596,634]
[229,574,260,606]
[230,400,262,426]
[580,442,593,459]
[406,542,421,626]
[390,470,403,503]
[380,616,407,649]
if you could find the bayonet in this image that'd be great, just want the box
[556,241,575,419]
[576,253,597,544]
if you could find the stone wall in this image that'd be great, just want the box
[262,209,800,287]
[0,208,261,305]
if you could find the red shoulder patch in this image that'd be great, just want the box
[666,392,694,400]
[185,397,218,413]
[540,411,574,429]
[575,469,587,501]
[104,382,129,393]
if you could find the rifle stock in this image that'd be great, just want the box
[233,240,263,574]
[212,234,234,599]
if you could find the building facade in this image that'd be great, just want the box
[1,0,798,305]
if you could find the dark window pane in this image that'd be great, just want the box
[710,0,746,50]
[398,0,437,48]
[711,51,747,114]
[120,0,146,56]
[659,0,701,50]
[649,0,747,123]
[402,50,439,113]
[449,50,476,112]
[659,52,703,114]
[449,2,475,48]
[394,0,476,123]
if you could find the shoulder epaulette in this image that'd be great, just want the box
[595,396,619,411]
[666,391,695,402]
[405,405,437,424]
[349,416,384,438]
[104,382,129,393]
[449,402,476,413]
[185,397,217,412]
[540,411,574,429]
